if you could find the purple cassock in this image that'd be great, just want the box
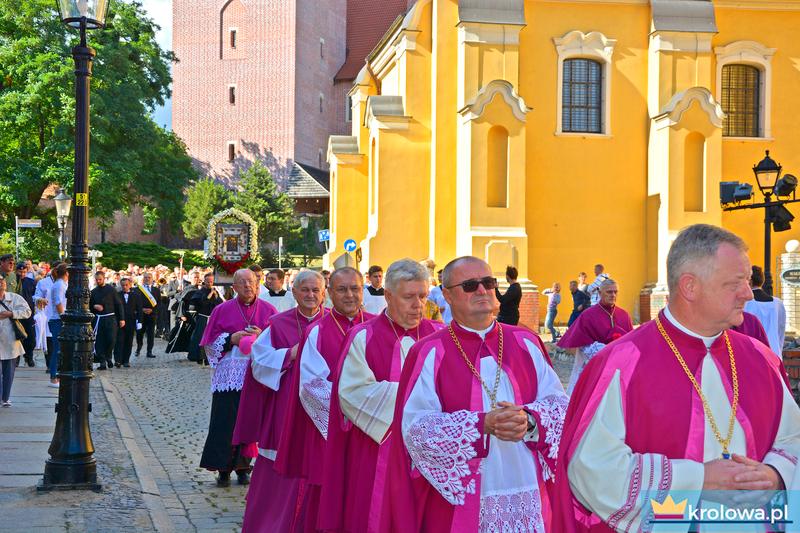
[557,302,633,349]
[237,306,325,533]
[274,308,375,533]
[317,313,443,533]
[385,322,568,532]
[732,310,770,350]
[552,309,795,532]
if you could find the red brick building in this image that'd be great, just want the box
[172,0,410,191]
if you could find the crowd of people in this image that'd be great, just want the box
[0,222,796,532]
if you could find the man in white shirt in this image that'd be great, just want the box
[586,263,610,306]
[744,265,786,357]
[362,264,387,315]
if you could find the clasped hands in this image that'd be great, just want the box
[0,310,12,320]
[483,401,530,442]
[231,326,263,346]
[702,454,783,507]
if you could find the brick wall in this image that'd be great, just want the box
[518,288,540,332]
[294,0,347,170]
[173,0,299,186]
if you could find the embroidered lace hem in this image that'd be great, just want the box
[405,409,480,506]
[479,488,545,533]
[300,377,332,439]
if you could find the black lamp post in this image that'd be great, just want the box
[752,151,782,296]
[40,0,109,492]
[721,150,799,297]
[54,188,72,261]
[300,214,310,267]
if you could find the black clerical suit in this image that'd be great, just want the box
[136,284,160,357]
[186,287,223,363]
[90,283,124,368]
[18,276,37,366]
[115,288,142,366]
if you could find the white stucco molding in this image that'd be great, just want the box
[459,79,530,123]
[327,136,363,165]
[365,95,410,133]
[553,30,616,135]
[654,87,725,130]
[715,40,775,139]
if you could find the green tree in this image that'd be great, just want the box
[232,162,299,252]
[0,0,197,236]
[182,178,234,239]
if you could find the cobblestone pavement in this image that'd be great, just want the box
[102,339,247,533]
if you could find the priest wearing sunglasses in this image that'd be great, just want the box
[386,256,568,532]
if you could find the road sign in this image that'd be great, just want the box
[781,268,800,287]
[343,239,357,252]
[17,218,41,228]
[318,229,331,243]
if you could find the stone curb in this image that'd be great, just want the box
[98,374,175,533]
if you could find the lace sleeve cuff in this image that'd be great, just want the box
[524,394,569,482]
[205,332,230,367]
[404,409,482,505]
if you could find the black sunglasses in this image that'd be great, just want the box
[446,276,498,293]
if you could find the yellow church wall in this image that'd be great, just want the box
[430,0,459,263]
[329,0,800,321]
[715,8,800,280]
[520,1,650,315]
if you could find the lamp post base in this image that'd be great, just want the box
[38,458,101,492]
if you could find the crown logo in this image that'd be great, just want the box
[651,496,688,519]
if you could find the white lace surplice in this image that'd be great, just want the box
[298,324,332,439]
[402,336,567,533]
[205,332,250,393]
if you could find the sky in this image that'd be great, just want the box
[140,0,172,130]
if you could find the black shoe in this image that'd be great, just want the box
[146,353,156,358]
[25,357,35,367]
[237,472,250,486]
[122,363,130,368]
[216,472,231,487]
[115,362,121,368]
[98,364,107,370]
[135,350,141,357]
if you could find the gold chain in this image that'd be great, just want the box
[600,304,616,329]
[655,316,739,459]
[448,323,504,409]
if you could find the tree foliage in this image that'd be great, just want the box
[0,0,197,235]
[232,162,300,250]
[182,178,234,239]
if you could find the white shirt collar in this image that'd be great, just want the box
[664,305,721,349]
[457,321,496,340]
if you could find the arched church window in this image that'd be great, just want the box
[721,64,760,137]
[562,58,603,133]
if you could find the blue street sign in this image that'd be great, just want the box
[343,239,357,252]
[318,229,331,243]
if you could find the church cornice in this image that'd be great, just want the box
[459,79,530,123]
[654,87,725,130]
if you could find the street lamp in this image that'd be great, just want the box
[721,150,799,297]
[299,214,310,266]
[40,0,109,492]
[53,188,72,260]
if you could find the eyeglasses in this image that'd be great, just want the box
[445,276,498,293]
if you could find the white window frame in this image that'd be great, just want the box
[715,40,775,140]
[345,95,353,122]
[553,30,616,137]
